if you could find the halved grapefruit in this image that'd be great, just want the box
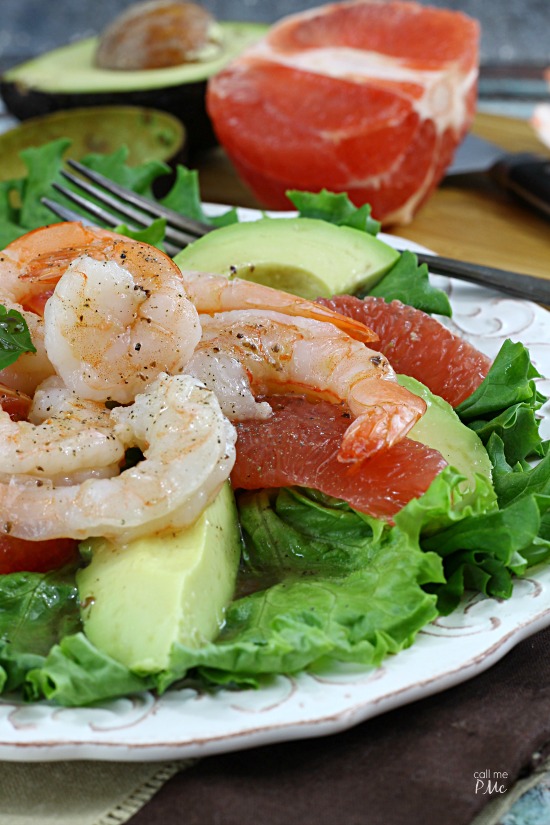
[207,1,480,224]
[232,395,448,520]
[317,294,491,407]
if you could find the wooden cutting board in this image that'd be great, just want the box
[194,112,550,281]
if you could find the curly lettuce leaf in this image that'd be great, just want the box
[159,165,238,228]
[0,139,237,247]
[239,488,385,576]
[287,188,381,235]
[25,633,153,706]
[456,339,548,464]
[156,517,443,692]
[363,250,452,317]
[421,492,550,613]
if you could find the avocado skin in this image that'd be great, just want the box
[0,22,267,155]
[0,80,216,153]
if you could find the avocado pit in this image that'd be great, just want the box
[95,0,223,70]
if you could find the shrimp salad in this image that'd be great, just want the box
[0,145,549,708]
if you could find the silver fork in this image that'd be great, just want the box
[43,159,215,257]
[42,160,550,305]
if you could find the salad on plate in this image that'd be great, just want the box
[0,139,549,713]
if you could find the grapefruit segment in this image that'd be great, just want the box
[0,535,79,575]
[317,294,491,407]
[207,1,479,224]
[0,385,31,421]
[232,395,447,520]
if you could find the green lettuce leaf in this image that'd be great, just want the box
[157,525,442,692]
[159,165,238,228]
[0,568,81,655]
[0,567,81,693]
[364,250,452,317]
[0,644,45,695]
[456,339,548,464]
[111,217,168,249]
[25,633,153,706]
[287,188,381,235]
[421,493,550,613]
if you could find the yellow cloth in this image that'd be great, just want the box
[0,759,192,825]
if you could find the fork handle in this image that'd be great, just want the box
[410,251,550,305]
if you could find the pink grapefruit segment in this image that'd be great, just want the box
[318,295,491,407]
[207,1,479,224]
[232,395,447,520]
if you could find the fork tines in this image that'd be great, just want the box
[43,159,214,257]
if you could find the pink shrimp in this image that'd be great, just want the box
[188,309,426,462]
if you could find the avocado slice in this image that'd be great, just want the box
[76,482,242,673]
[0,106,186,181]
[174,217,400,299]
[0,22,267,153]
[398,374,493,492]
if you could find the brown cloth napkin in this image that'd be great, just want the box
[127,624,550,825]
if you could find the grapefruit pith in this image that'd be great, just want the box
[207,0,479,225]
[232,395,447,520]
[317,294,491,407]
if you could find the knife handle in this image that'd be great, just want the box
[490,153,550,219]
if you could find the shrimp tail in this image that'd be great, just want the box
[340,379,426,462]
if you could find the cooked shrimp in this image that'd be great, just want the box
[179,270,378,344]
[0,376,125,479]
[1,222,201,402]
[188,310,426,462]
[12,222,376,343]
[11,224,377,405]
[10,222,129,286]
[0,279,53,396]
[43,241,201,404]
[0,224,142,395]
[0,373,236,542]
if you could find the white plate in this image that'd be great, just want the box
[2,212,550,762]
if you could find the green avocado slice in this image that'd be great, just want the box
[76,482,242,673]
[174,217,400,299]
[0,22,267,152]
[0,106,186,181]
[398,374,493,493]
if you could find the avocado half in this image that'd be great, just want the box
[0,105,186,181]
[0,21,267,154]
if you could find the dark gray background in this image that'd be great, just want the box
[0,1,548,71]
